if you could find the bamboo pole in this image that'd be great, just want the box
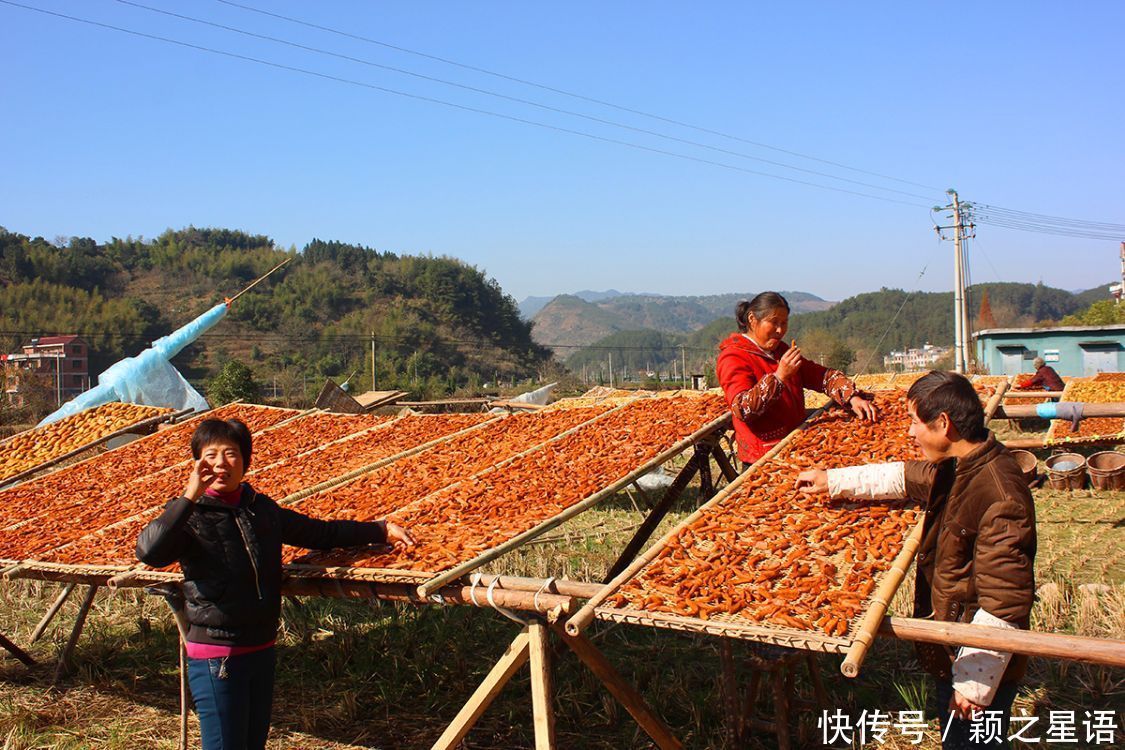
[430,629,531,750]
[31,582,77,642]
[54,584,97,681]
[982,379,1010,421]
[225,257,291,305]
[0,630,35,666]
[417,411,732,598]
[528,621,557,750]
[0,408,190,490]
[279,577,574,615]
[565,412,821,637]
[879,617,1125,668]
[993,402,1125,419]
[1002,390,1064,399]
[554,624,682,750]
[840,517,926,677]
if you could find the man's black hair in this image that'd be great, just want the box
[906,371,987,442]
[190,418,253,468]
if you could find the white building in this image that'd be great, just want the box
[884,343,948,371]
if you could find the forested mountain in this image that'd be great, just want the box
[568,282,1105,378]
[531,289,833,350]
[0,227,550,402]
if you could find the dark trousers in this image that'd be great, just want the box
[187,647,277,750]
[936,678,1019,749]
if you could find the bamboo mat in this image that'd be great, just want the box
[590,392,922,654]
[1047,377,1125,444]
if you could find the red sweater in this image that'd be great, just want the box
[716,333,858,463]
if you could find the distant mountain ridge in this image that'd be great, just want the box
[528,290,835,350]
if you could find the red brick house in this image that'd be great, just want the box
[2,335,90,407]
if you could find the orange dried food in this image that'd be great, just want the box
[1052,381,1125,439]
[250,412,391,469]
[608,392,920,637]
[283,407,608,534]
[250,413,493,500]
[0,402,174,482]
[293,395,728,572]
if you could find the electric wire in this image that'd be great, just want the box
[214,0,943,193]
[113,0,937,201]
[0,1,932,209]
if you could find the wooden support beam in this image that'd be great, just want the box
[528,622,557,750]
[430,629,531,750]
[994,402,1125,419]
[54,585,97,682]
[31,582,77,643]
[0,629,35,667]
[603,454,700,583]
[712,445,739,483]
[880,617,1125,668]
[554,624,682,750]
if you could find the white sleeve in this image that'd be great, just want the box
[951,608,1016,707]
[827,462,906,500]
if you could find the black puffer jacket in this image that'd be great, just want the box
[136,485,386,647]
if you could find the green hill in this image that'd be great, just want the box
[570,282,1092,377]
[0,227,550,404]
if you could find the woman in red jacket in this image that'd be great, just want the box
[717,292,878,467]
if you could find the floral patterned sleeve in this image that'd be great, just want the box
[733,373,784,420]
[823,369,860,406]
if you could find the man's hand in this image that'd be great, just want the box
[795,469,828,494]
[775,344,802,382]
[183,458,217,502]
[849,395,877,422]
[385,522,416,550]
[949,689,986,721]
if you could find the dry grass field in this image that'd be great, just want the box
[1,450,1122,748]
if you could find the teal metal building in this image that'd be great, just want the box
[974,324,1125,377]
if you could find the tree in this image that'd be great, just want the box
[206,360,260,406]
[976,289,998,330]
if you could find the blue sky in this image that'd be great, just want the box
[2,1,1122,302]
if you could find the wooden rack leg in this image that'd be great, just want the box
[805,653,828,711]
[54,585,97,682]
[554,625,682,750]
[718,640,741,746]
[431,628,531,750]
[772,668,791,750]
[603,454,701,582]
[695,443,715,499]
[0,630,35,667]
[32,582,77,643]
[528,622,557,750]
[179,641,189,750]
[711,444,739,483]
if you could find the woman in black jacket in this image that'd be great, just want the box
[137,418,414,750]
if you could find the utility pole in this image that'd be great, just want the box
[608,352,614,388]
[681,346,687,389]
[934,190,975,373]
[370,332,376,391]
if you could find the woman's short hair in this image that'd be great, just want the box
[735,292,790,333]
[190,418,253,467]
[906,371,987,442]
[1032,357,1045,369]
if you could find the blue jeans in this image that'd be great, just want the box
[936,678,1019,749]
[187,647,276,750]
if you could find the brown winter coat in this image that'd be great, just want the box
[903,434,1037,683]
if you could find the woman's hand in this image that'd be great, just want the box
[385,522,416,550]
[775,344,802,382]
[183,458,217,502]
[849,395,877,422]
[949,689,986,721]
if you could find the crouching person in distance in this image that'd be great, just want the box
[137,418,415,750]
[796,371,1035,749]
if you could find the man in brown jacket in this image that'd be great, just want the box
[797,370,1036,749]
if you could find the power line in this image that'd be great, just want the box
[855,263,929,374]
[0,1,931,209]
[973,203,1125,232]
[114,0,936,202]
[215,0,943,193]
